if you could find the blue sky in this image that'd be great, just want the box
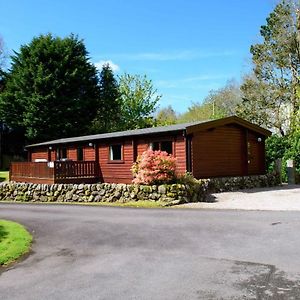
[0,0,275,113]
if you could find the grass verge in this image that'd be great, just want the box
[0,171,9,182]
[0,200,166,208]
[0,220,32,266]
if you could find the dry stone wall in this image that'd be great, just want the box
[0,173,279,206]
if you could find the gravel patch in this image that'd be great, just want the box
[178,185,300,211]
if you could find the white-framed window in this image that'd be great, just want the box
[109,144,122,160]
[149,141,173,155]
[57,148,67,160]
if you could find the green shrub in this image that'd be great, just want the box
[266,133,300,182]
[266,135,289,172]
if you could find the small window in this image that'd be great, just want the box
[109,144,122,160]
[149,141,173,155]
[149,142,160,151]
[77,147,84,161]
[57,148,67,160]
[161,141,173,154]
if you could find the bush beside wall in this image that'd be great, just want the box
[0,173,280,206]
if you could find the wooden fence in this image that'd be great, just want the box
[54,161,99,183]
[10,161,99,184]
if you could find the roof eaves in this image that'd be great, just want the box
[26,123,195,148]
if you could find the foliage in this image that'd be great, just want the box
[284,130,300,173]
[155,105,177,126]
[178,80,242,123]
[176,172,199,185]
[266,132,300,180]
[0,171,9,182]
[132,149,176,184]
[178,101,216,123]
[91,63,120,133]
[202,79,242,116]
[118,74,160,130]
[0,33,101,142]
[238,1,300,136]
[0,36,6,92]
[265,135,290,172]
[0,36,5,70]
[0,219,32,265]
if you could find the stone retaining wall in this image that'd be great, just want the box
[207,173,280,193]
[0,173,280,206]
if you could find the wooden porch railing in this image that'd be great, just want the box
[54,161,98,180]
[10,162,54,183]
[10,161,99,184]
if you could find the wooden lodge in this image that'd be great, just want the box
[10,116,271,184]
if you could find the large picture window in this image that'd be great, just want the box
[149,141,173,155]
[109,144,122,161]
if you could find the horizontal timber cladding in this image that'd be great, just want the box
[97,133,187,184]
[83,146,96,161]
[67,147,77,161]
[191,124,247,178]
[135,134,187,175]
[98,140,134,184]
[50,150,56,161]
[173,135,186,174]
[31,148,48,161]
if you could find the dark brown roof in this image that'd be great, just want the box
[26,116,271,148]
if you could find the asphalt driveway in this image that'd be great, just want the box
[180,185,300,211]
[1,204,300,299]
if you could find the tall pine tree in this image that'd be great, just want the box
[0,33,101,142]
[91,63,120,133]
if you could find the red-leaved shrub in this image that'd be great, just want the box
[132,149,176,184]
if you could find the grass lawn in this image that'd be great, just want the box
[0,171,9,182]
[0,200,166,208]
[0,220,32,266]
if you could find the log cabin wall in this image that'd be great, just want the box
[28,133,188,184]
[135,134,187,175]
[98,139,133,184]
[191,124,266,178]
[50,150,56,161]
[191,124,247,178]
[67,147,77,161]
[96,133,187,184]
[173,135,186,174]
[31,148,48,161]
[83,146,96,161]
[26,119,268,184]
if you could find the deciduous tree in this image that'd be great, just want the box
[118,74,160,130]
[238,0,300,136]
[155,105,177,126]
[178,80,242,123]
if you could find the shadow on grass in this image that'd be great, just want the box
[0,225,8,243]
[0,178,6,182]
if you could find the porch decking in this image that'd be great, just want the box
[10,161,99,184]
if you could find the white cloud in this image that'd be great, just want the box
[94,60,120,72]
[100,50,236,62]
[156,74,233,89]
